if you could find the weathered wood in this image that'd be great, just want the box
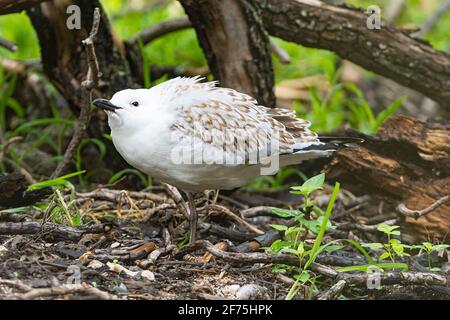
[27,0,134,171]
[258,0,450,108]
[0,221,111,241]
[326,115,450,242]
[0,0,46,14]
[0,173,52,208]
[180,0,276,107]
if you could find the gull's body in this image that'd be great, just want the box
[93,76,339,241]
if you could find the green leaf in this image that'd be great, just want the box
[323,244,344,253]
[280,248,299,255]
[270,240,292,253]
[108,169,149,187]
[374,97,404,131]
[291,173,325,197]
[13,118,74,134]
[432,244,450,252]
[269,224,288,232]
[294,272,310,284]
[297,242,305,255]
[272,208,300,218]
[362,243,384,249]
[377,224,400,235]
[379,252,390,261]
[27,170,86,190]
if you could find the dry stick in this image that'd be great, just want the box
[202,204,264,234]
[0,36,17,52]
[51,8,101,179]
[317,279,347,300]
[19,283,117,300]
[396,195,449,218]
[130,16,291,64]
[0,221,110,241]
[241,206,276,218]
[76,188,167,203]
[174,240,449,288]
[0,136,22,161]
[385,0,406,24]
[130,16,192,44]
[268,39,291,64]
[415,0,450,37]
[162,183,190,220]
[336,219,397,232]
[0,278,32,292]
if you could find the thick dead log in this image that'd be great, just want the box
[179,0,276,107]
[326,115,450,242]
[0,173,52,208]
[0,0,46,14]
[258,0,450,108]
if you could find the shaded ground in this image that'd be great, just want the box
[0,187,449,300]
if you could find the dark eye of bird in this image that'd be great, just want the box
[131,101,139,107]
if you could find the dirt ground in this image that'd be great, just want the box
[0,187,449,300]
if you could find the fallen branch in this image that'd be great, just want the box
[162,183,190,220]
[397,195,450,218]
[317,280,347,300]
[0,278,32,292]
[203,204,264,234]
[75,188,166,204]
[19,283,117,300]
[338,271,449,287]
[0,136,23,162]
[0,221,111,241]
[241,206,276,218]
[174,239,299,265]
[50,8,101,178]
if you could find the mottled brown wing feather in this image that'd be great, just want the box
[168,78,319,162]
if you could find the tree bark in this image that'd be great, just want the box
[258,0,450,108]
[179,0,276,108]
[27,0,135,171]
[0,0,46,14]
[325,115,450,242]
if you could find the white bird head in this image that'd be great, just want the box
[92,88,159,131]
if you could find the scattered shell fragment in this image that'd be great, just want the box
[236,284,270,300]
[107,262,138,277]
[87,260,104,270]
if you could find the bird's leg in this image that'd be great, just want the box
[212,189,220,205]
[186,192,198,243]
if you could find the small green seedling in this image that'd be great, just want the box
[411,242,449,271]
[362,224,410,263]
[268,173,341,299]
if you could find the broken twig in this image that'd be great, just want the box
[51,7,101,178]
[397,195,449,218]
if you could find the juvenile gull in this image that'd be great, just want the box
[93,77,349,242]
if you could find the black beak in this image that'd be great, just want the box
[92,98,122,112]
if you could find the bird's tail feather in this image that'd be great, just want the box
[294,136,364,152]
